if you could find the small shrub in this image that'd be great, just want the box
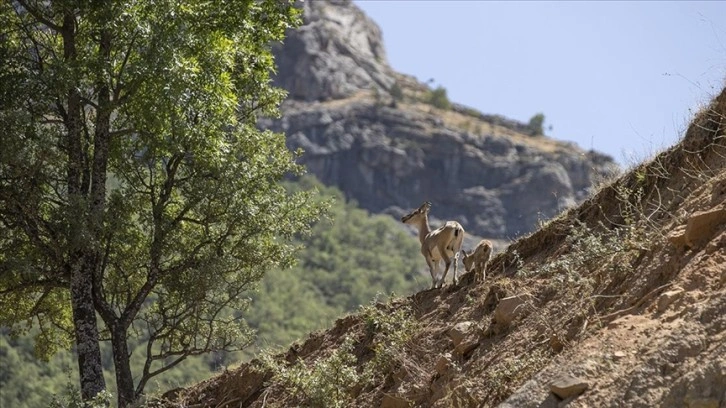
[261,300,420,407]
[389,82,404,101]
[527,113,545,136]
[48,379,112,408]
[426,86,451,110]
[261,337,363,408]
[520,221,630,282]
[360,303,419,378]
[486,348,549,400]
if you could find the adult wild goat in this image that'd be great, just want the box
[401,201,465,289]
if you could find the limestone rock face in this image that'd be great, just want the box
[261,101,617,239]
[265,0,619,240]
[273,0,395,101]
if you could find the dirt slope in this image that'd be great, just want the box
[157,88,726,407]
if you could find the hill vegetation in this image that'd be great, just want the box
[0,178,425,408]
[159,88,726,407]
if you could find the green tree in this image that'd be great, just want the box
[0,1,324,406]
[427,86,451,110]
[527,113,546,136]
[1,178,428,408]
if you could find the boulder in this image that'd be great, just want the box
[447,321,480,357]
[657,288,685,313]
[447,321,475,346]
[550,374,589,399]
[685,207,726,247]
[494,294,533,326]
[434,353,453,376]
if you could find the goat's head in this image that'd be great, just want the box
[401,201,431,224]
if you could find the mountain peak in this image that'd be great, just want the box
[273,0,395,101]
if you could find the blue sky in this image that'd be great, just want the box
[355,1,726,165]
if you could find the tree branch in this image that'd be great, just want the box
[15,0,63,32]
[0,278,66,295]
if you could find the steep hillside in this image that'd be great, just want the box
[261,0,618,241]
[157,86,726,407]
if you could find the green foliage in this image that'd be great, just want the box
[527,113,546,136]
[245,177,424,350]
[389,82,404,101]
[49,380,113,408]
[261,336,362,408]
[520,215,656,287]
[426,86,451,110]
[0,331,78,408]
[485,348,549,401]
[0,0,320,405]
[0,327,235,408]
[360,303,419,378]
[1,178,426,408]
[260,300,420,408]
[521,221,621,283]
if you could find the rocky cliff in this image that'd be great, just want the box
[263,0,618,240]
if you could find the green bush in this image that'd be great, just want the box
[260,300,420,408]
[426,86,451,110]
[261,336,362,408]
[527,113,545,136]
[389,82,404,101]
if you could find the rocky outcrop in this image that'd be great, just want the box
[273,0,395,101]
[266,0,619,240]
[261,99,617,239]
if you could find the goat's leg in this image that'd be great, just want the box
[438,250,452,288]
[424,254,437,289]
[454,251,459,285]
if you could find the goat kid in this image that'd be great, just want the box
[462,239,493,283]
[401,201,465,289]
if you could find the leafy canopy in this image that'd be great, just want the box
[0,0,325,404]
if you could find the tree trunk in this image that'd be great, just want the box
[70,257,107,401]
[62,9,107,402]
[111,327,136,407]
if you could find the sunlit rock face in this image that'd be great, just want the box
[273,0,395,102]
[264,0,619,239]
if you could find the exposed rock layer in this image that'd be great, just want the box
[266,1,617,239]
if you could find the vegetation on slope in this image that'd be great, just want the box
[161,88,726,408]
[0,178,425,408]
[247,177,425,351]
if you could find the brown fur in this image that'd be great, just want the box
[462,239,493,283]
[402,202,466,288]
